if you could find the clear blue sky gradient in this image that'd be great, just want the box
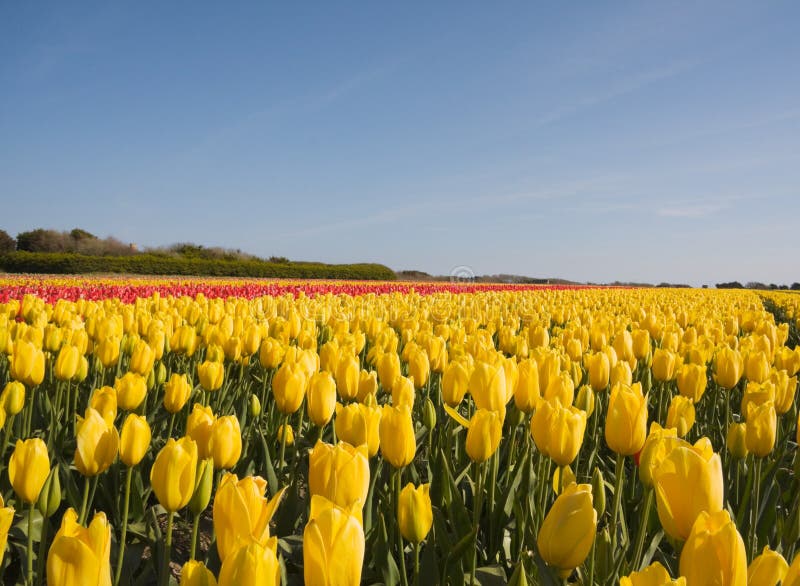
[2,2,799,285]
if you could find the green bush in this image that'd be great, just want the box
[0,252,397,280]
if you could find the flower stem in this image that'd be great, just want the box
[79,475,91,524]
[114,467,134,586]
[395,469,409,586]
[413,541,421,586]
[160,512,174,586]
[278,413,290,476]
[35,515,49,586]
[632,488,654,571]
[26,503,35,586]
[190,511,201,561]
[610,453,625,552]
[750,457,762,560]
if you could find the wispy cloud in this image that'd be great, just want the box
[657,203,725,218]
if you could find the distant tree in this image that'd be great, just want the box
[16,228,68,252]
[0,230,15,254]
[791,282,800,291]
[70,228,97,241]
[716,281,744,289]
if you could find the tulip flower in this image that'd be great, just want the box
[442,360,471,407]
[397,483,433,544]
[530,399,586,467]
[620,561,685,586]
[96,337,121,368]
[10,339,45,386]
[47,509,112,586]
[180,560,218,586]
[151,436,198,512]
[676,363,707,403]
[89,386,117,426]
[543,371,575,409]
[113,371,146,411]
[74,408,119,478]
[745,350,770,383]
[213,473,285,562]
[1,380,25,416]
[726,422,748,459]
[218,539,279,586]
[307,371,337,427]
[391,375,416,408]
[197,360,224,392]
[513,358,540,413]
[771,369,797,414]
[665,395,695,438]
[714,346,743,389]
[0,494,13,566]
[679,510,746,585]
[638,423,687,488]
[747,546,788,585]
[407,348,430,389]
[469,361,507,415]
[129,339,155,376]
[303,496,365,586]
[54,344,81,381]
[309,441,370,510]
[258,338,285,370]
[356,369,378,403]
[537,483,596,577]
[585,352,610,392]
[652,348,679,382]
[466,408,503,464]
[574,385,595,417]
[163,373,192,414]
[379,404,416,469]
[745,400,777,457]
[611,360,633,386]
[653,438,724,541]
[186,404,216,459]
[209,415,242,470]
[119,414,151,467]
[605,382,648,456]
[632,329,651,360]
[273,360,307,414]
[335,354,361,401]
[785,552,800,586]
[377,351,402,392]
[335,402,382,457]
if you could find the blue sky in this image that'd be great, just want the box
[2,2,799,285]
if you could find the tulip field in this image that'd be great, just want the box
[1,276,800,585]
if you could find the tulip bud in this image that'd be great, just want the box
[277,424,294,446]
[1,381,25,416]
[466,408,503,464]
[189,458,215,516]
[398,483,433,543]
[574,385,595,417]
[37,465,62,519]
[9,438,50,504]
[197,360,225,392]
[665,395,696,438]
[537,483,597,577]
[119,414,151,467]
[151,437,198,512]
[209,415,243,470]
[727,422,748,460]
[748,545,789,585]
[155,361,167,386]
[180,560,218,586]
[423,397,436,431]
[249,394,262,418]
[164,373,192,414]
[591,467,606,518]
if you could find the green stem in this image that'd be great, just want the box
[278,413,290,476]
[114,467,134,586]
[610,453,625,552]
[26,503,34,586]
[395,469,409,586]
[166,413,176,440]
[190,512,201,560]
[632,488,654,571]
[160,512,174,586]
[587,537,596,585]
[79,475,91,524]
[469,462,485,586]
[750,457,762,561]
[35,515,49,586]
[413,541,420,586]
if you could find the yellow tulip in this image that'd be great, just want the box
[209,415,242,470]
[197,360,225,392]
[0,494,13,566]
[304,495,365,586]
[129,339,155,376]
[391,375,416,408]
[741,381,776,419]
[119,414,151,467]
[150,437,198,512]
[543,371,575,409]
[356,369,378,403]
[10,339,45,386]
[277,423,294,446]
[611,360,633,386]
[258,338,285,370]
[442,360,471,407]
[679,510,746,586]
[377,351,402,392]
[466,408,503,463]
[379,404,416,469]
[186,404,216,460]
[676,363,707,403]
[75,408,119,477]
[89,386,117,425]
[163,373,192,414]
[745,400,777,457]
[335,354,361,401]
[632,329,651,360]
[745,350,770,383]
[714,346,743,389]
[653,438,723,541]
[213,473,285,562]
[726,422,748,459]
[180,560,218,586]
[309,441,370,510]
[574,385,595,417]
[585,352,610,392]
[469,361,507,414]
[665,395,695,438]
[747,546,788,586]
[334,402,382,457]
[54,344,81,381]
[652,348,679,382]
[771,369,797,414]
[407,348,430,389]
[307,371,337,427]
[114,372,147,411]
[785,552,800,586]
[47,509,112,586]
[514,358,540,413]
[620,561,685,586]
[398,483,433,543]
[638,423,687,488]
[1,380,26,416]
[218,539,279,586]
[537,483,596,577]
[9,437,50,503]
[605,382,648,456]
[531,399,586,467]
